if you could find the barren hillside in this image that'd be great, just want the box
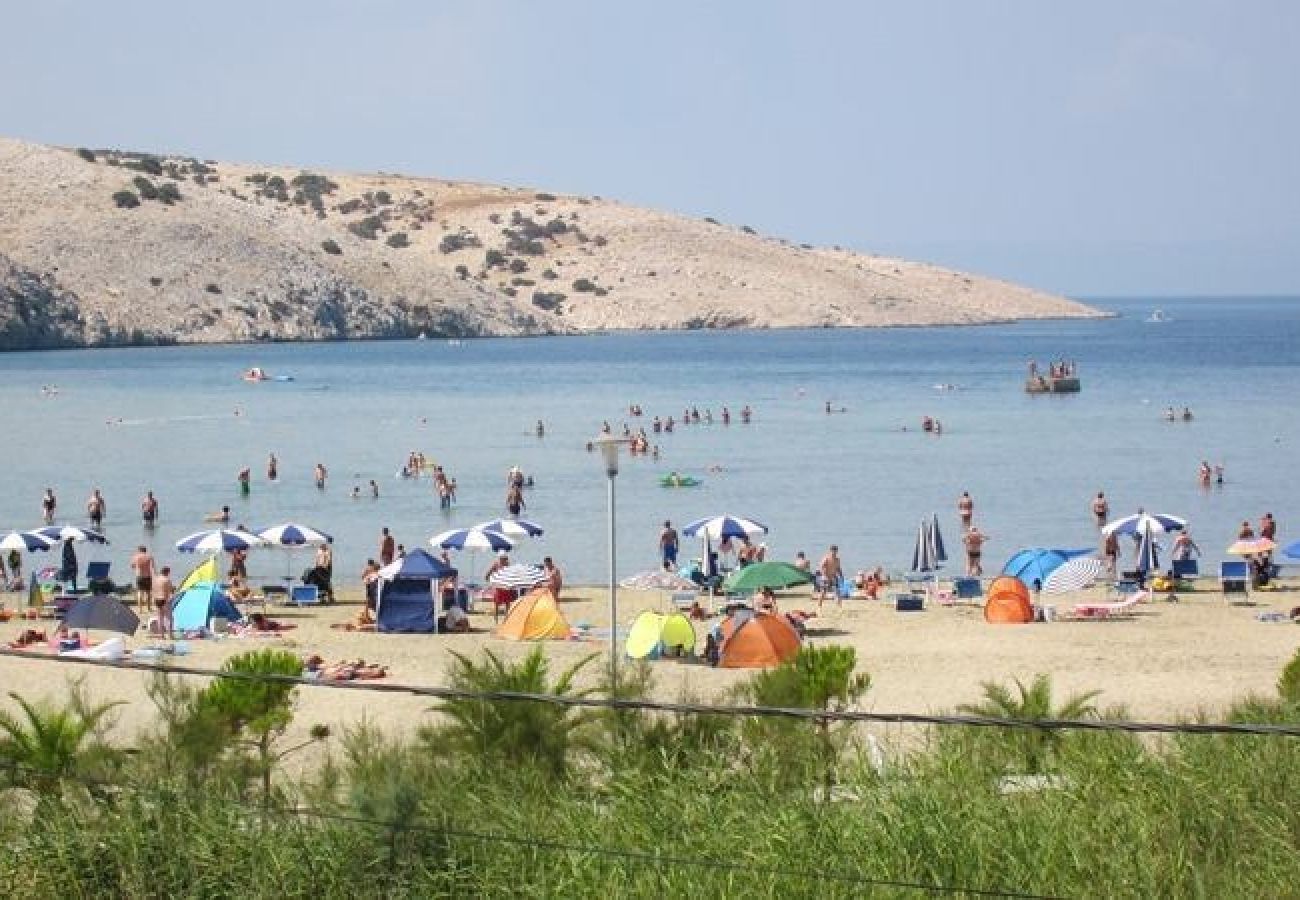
[0,137,1102,349]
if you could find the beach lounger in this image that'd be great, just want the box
[1219,561,1249,602]
[1073,590,1149,619]
[953,577,983,604]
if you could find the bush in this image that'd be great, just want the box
[76,147,96,163]
[439,234,467,254]
[385,232,410,249]
[157,182,181,205]
[484,249,506,269]
[534,192,556,202]
[321,239,342,256]
[1278,648,1300,705]
[530,292,566,311]
[508,258,528,274]
[337,198,364,215]
[741,225,757,235]
[541,269,558,280]
[206,283,222,294]
[132,176,159,200]
[347,216,384,240]
[591,234,608,247]
[454,264,470,280]
[112,190,139,209]
[572,278,597,293]
[149,276,163,286]
[374,190,392,205]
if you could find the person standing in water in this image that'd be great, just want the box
[1091,491,1109,527]
[86,488,106,529]
[238,467,251,496]
[141,490,159,527]
[314,462,328,490]
[267,453,278,481]
[41,488,57,525]
[957,492,974,528]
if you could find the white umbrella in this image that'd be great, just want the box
[0,531,55,553]
[257,523,333,584]
[1102,512,1186,538]
[473,518,544,539]
[175,529,266,554]
[681,514,768,541]
[1042,557,1105,594]
[34,525,108,545]
[488,564,547,591]
[430,527,515,552]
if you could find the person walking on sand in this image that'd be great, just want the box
[817,545,844,610]
[379,527,396,567]
[1102,529,1120,575]
[659,520,679,570]
[963,525,988,577]
[41,488,57,525]
[152,566,175,636]
[1091,491,1109,528]
[957,492,974,528]
[130,545,155,612]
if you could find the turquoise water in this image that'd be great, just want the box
[3,297,1298,585]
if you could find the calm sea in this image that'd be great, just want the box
[2,297,1297,585]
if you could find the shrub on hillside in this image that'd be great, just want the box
[321,239,342,256]
[508,258,528,274]
[572,278,597,293]
[484,249,506,269]
[133,176,160,200]
[531,291,565,311]
[76,147,96,163]
[157,182,182,204]
[534,192,556,202]
[112,190,140,209]
[385,232,410,249]
[206,284,222,294]
[347,216,384,240]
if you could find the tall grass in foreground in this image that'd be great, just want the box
[0,646,1299,898]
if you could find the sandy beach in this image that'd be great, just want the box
[1,580,1297,758]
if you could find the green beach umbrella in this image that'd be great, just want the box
[722,561,813,593]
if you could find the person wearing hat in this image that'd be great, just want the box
[659,520,679,571]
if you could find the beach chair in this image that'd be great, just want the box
[1219,561,1249,602]
[1073,590,1149,619]
[953,577,983,605]
[288,584,320,607]
[85,561,112,594]
[1171,558,1199,580]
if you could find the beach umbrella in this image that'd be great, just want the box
[681,514,769,541]
[1134,520,1160,576]
[911,519,939,573]
[1042,557,1105,594]
[34,525,108,545]
[489,564,547,591]
[473,518,544,539]
[722,561,813,593]
[620,569,698,591]
[0,531,55,553]
[1002,548,1076,588]
[1102,512,1186,538]
[256,523,333,546]
[175,528,265,554]
[1226,537,1276,556]
[1283,540,1300,560]
[257,523,333,583]
[430,527,515,553]
[63,595,140,636]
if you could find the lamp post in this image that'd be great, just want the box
[595,435,628,682]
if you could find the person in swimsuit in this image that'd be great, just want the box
[141,490,159,527]
[963,525,988,577]
[1091,491,1109,527]
[957,492,974,528]
[86,489,106,528]
[131,545,155,611]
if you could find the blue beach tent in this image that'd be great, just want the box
[376,549,456,633]
[171,582,243,632]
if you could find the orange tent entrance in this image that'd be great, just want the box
[495,588,570,640]
[983,576,1034,624]
[719,611,801,668]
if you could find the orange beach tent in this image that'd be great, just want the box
[719,612,801,668]
[495,588,571,640]
[983,576,1034,624]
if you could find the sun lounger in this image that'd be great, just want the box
[1220,561,1249,602]
[1073,590,1149,619]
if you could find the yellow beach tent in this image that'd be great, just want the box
[179,556,221,593]
[625,611,696,659]
[495,588,570,641]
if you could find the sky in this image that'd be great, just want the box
[3,0,1297,297]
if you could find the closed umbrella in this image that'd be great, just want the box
[1134,520,1160,577]
[1042,557,1105,594]
[681,515,768,541]
[64,595,140,636]
[911,519,938,573]
[930,514,948,565]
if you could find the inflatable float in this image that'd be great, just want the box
[242,368,294,383]
[659,474,702,487]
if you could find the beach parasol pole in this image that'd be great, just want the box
[595,435,628,683]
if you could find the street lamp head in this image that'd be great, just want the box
[594,434,628,477]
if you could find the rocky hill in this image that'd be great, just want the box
[0,137,1102,349]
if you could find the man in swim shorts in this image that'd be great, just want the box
[659,521,679,570]
[963,525,988,577]
[1092,491,1109,527]
[131,545,155,611]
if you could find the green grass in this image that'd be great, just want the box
[1,651,1299,897]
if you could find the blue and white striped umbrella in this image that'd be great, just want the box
[681,514,768,541]
[175,528,266,554]
[0,531,55,553]
[256,523,333,546]
[1102,512,1186,538]
[911,519,940,573]
[430,527,515,552]
[488,564,547,591]
[473,518,544,539]
[1042,557,1105,594]
[34,525,109,545]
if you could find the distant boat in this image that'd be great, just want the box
[1145,309,1171,324]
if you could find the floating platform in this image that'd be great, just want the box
[1026,375,1080,394]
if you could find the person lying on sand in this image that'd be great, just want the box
[303,654,388,681]
[8,628,47,649]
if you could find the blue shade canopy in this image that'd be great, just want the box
[681,515,768,541]
[379,547,456,581]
